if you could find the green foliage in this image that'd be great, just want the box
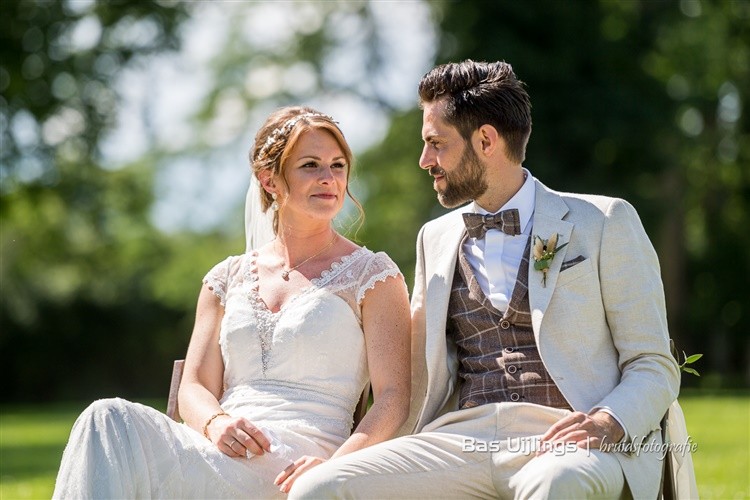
[0,0,188,177]
[0,0,189,319]
[357,109,449,287]
[0,0,196,401]
[629,0,749,385]
[680,352,704,377]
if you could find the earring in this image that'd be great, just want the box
[270,193,279,212]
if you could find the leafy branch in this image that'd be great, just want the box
[670,339,702,376]
[679,352,703,377]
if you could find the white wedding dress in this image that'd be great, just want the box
[53,247,401,499]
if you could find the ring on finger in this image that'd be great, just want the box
[229,439,239,452]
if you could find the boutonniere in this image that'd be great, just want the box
[532,234,568,287]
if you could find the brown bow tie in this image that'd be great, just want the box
[462,210,522,239]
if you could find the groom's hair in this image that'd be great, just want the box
[418,60,532,164]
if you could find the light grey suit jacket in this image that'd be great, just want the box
[403,178,698,499]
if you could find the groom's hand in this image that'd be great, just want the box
[538,410,624,454]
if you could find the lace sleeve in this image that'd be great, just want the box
[356,251,404,305]
[202,255,243,306]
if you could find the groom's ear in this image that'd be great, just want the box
[477,124,513,163]
[476,124,500,158]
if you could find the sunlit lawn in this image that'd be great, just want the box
[679,391,750,499]
[1,393,748,499]
[1,402,86,500]
[0,399,164,500]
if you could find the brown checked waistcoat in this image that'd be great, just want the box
[448,234,571,410]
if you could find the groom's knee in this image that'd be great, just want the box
[510,451,624,499]
[288,461,350,500]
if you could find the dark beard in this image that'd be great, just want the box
[435,145,488,208]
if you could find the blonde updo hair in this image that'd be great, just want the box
[250,106,363,234]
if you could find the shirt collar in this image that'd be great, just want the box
[471,168,535,234]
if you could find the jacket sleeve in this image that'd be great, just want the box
[595,198,680,439]
[396,224,428,436]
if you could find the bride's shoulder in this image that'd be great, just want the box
[350,249,404,305]
[204,253,250,282]
[328,240,404,306]
[344,245,402,280]
[336,239,397,268]
[209,253,248,270]
[202,254,249,304]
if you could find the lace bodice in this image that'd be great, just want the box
[205,246,400,324]
[202,247,402,439]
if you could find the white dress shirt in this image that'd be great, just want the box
[463,170,535,312]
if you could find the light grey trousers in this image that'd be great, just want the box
[290,403,625,499]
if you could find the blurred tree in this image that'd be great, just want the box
[0,0,199,401]
[359,0,749,385]
[635,0,749,385]
[0,0,435,401]
[355,109,448,288]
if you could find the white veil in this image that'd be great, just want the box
[244,174,275,252]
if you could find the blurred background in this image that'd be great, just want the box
[1,0,748,401]
[2,1,749,497]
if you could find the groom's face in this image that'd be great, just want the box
[419,99,488,208]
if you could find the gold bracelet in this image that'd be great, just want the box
[202,411,228,439]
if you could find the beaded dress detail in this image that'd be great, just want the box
[53,247,402,499]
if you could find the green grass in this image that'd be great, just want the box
[679,391,750,499]
[0,400,163,500]
[1,402,87,500]
[1,394,748,499]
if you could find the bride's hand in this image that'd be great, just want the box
[207,414,272,458]
[274,456,327,493]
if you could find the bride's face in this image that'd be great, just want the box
[277,128,349,224]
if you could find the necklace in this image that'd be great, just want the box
[279,233,338,280]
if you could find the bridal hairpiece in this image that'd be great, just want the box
[255,112,336,162]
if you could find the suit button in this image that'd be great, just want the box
[508,365,518,374]
[510,393,520,402]
[504,347,514,353]
[500,320,511,329]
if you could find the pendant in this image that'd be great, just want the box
[281,270,289,280]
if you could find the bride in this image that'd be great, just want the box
[53,106,411,498]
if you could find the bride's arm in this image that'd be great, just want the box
[274,273,411,493]
[335,273,411,455]
[177,285,225,432]
[178,284,270,457]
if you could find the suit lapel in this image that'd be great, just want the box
[431,213,467,287]
[528,181,574,339]
[425,209,467,361]
[421,206,469,423]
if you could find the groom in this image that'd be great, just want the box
[291,60,696,498]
